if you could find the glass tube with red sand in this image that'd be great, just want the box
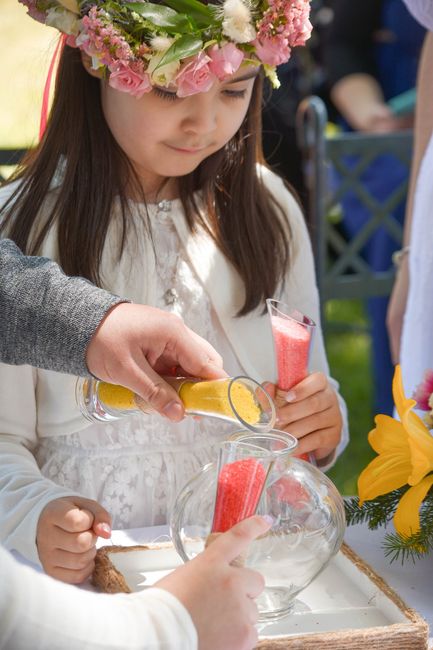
[266,299,316,462]
[211,440,274,533]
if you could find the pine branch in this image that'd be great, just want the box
[346,488,433,563]
[344,489,407,529]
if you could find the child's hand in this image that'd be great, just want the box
[36,496,112,584]
[265,372,342,464]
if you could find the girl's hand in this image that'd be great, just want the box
[265,372,342,464]
[36,496,112,584]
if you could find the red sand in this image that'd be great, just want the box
[271,314,312,461]
[211,458,267,532]
[271,314,311,391]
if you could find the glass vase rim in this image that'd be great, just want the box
[266,298,316,329]
[218,438,277,460]
[227,429,298,456]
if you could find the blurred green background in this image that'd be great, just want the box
[325,302,375,494]
[1,0,376,495]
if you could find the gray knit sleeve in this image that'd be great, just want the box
[0,239,126,376]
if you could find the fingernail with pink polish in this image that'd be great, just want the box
[284,390,296,402]
[262,515,275,526]
[100,523,111,536]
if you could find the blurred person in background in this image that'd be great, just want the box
[262,0,334,219]
[323,0,424,415]
[387,0,433,398]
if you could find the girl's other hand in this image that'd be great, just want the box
[265,372,342,464]
[36,496,112,584]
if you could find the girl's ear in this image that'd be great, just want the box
[80,51,104,79]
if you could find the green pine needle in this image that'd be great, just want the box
[345,488,433,563]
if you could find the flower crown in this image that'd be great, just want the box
[19,0,312,97]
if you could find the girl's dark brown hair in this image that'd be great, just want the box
[0,45,291,316]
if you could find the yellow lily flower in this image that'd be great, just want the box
[358,366,433,537]
[394,474,433,537]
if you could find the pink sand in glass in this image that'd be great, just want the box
[271,314,311,392]
[211,459,266,533]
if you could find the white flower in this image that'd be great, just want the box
[222,0,256,43]
[46,7,79,34]
[75,31,89,48]
[150,36,174,52]
[91,55,104,71]
[147,52,180,86]
[263,64,281,89]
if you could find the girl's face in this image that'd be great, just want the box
[100,67,258,197]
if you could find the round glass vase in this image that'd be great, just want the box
[75,375,276,432]
[170,430,346,622]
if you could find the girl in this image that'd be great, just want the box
[0,0,347,584]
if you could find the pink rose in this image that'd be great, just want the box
[254,36,290,66]
[288,19,313,47]
[175,52,216,97]
[208,43,244,81]
[108,61,152,98]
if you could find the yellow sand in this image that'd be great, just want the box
[97,378,261,424]
[179,379,261,424]
[98,383,137,410]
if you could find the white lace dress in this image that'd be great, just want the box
[34,200,244,529]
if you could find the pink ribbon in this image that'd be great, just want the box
[39,33,68,141]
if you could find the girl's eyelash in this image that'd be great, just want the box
[153,86,247,101]
[153,87,178,101]
[223,89,247,99]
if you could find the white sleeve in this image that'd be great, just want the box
[265,170,349,468]
[402,0,433,30]
[0,363,84,565]
[0,546,197,650]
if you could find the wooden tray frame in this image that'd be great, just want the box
[93,541,429,649]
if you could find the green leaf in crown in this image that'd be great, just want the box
[155,33,203,68]
[163,0,216,26]
[125,2,192,33]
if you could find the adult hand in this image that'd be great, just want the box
[387,257,409,363]
[351,102,411,134]
[331,74,413,133]
[156,516,270,650]
[36,496,112,584]
[265,372,342,463]
[86,304,226,422]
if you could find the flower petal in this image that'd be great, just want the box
[358,454,411,504]
[399,396,433,484]
[407,432,433,484]
[389,365,433,485]
[392,365,414,422]
[368,415,409,454]
[393,474,433,537]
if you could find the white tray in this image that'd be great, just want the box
[94,542,428,649]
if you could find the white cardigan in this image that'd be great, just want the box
[0,166,348,564]
[1,545,197,650]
